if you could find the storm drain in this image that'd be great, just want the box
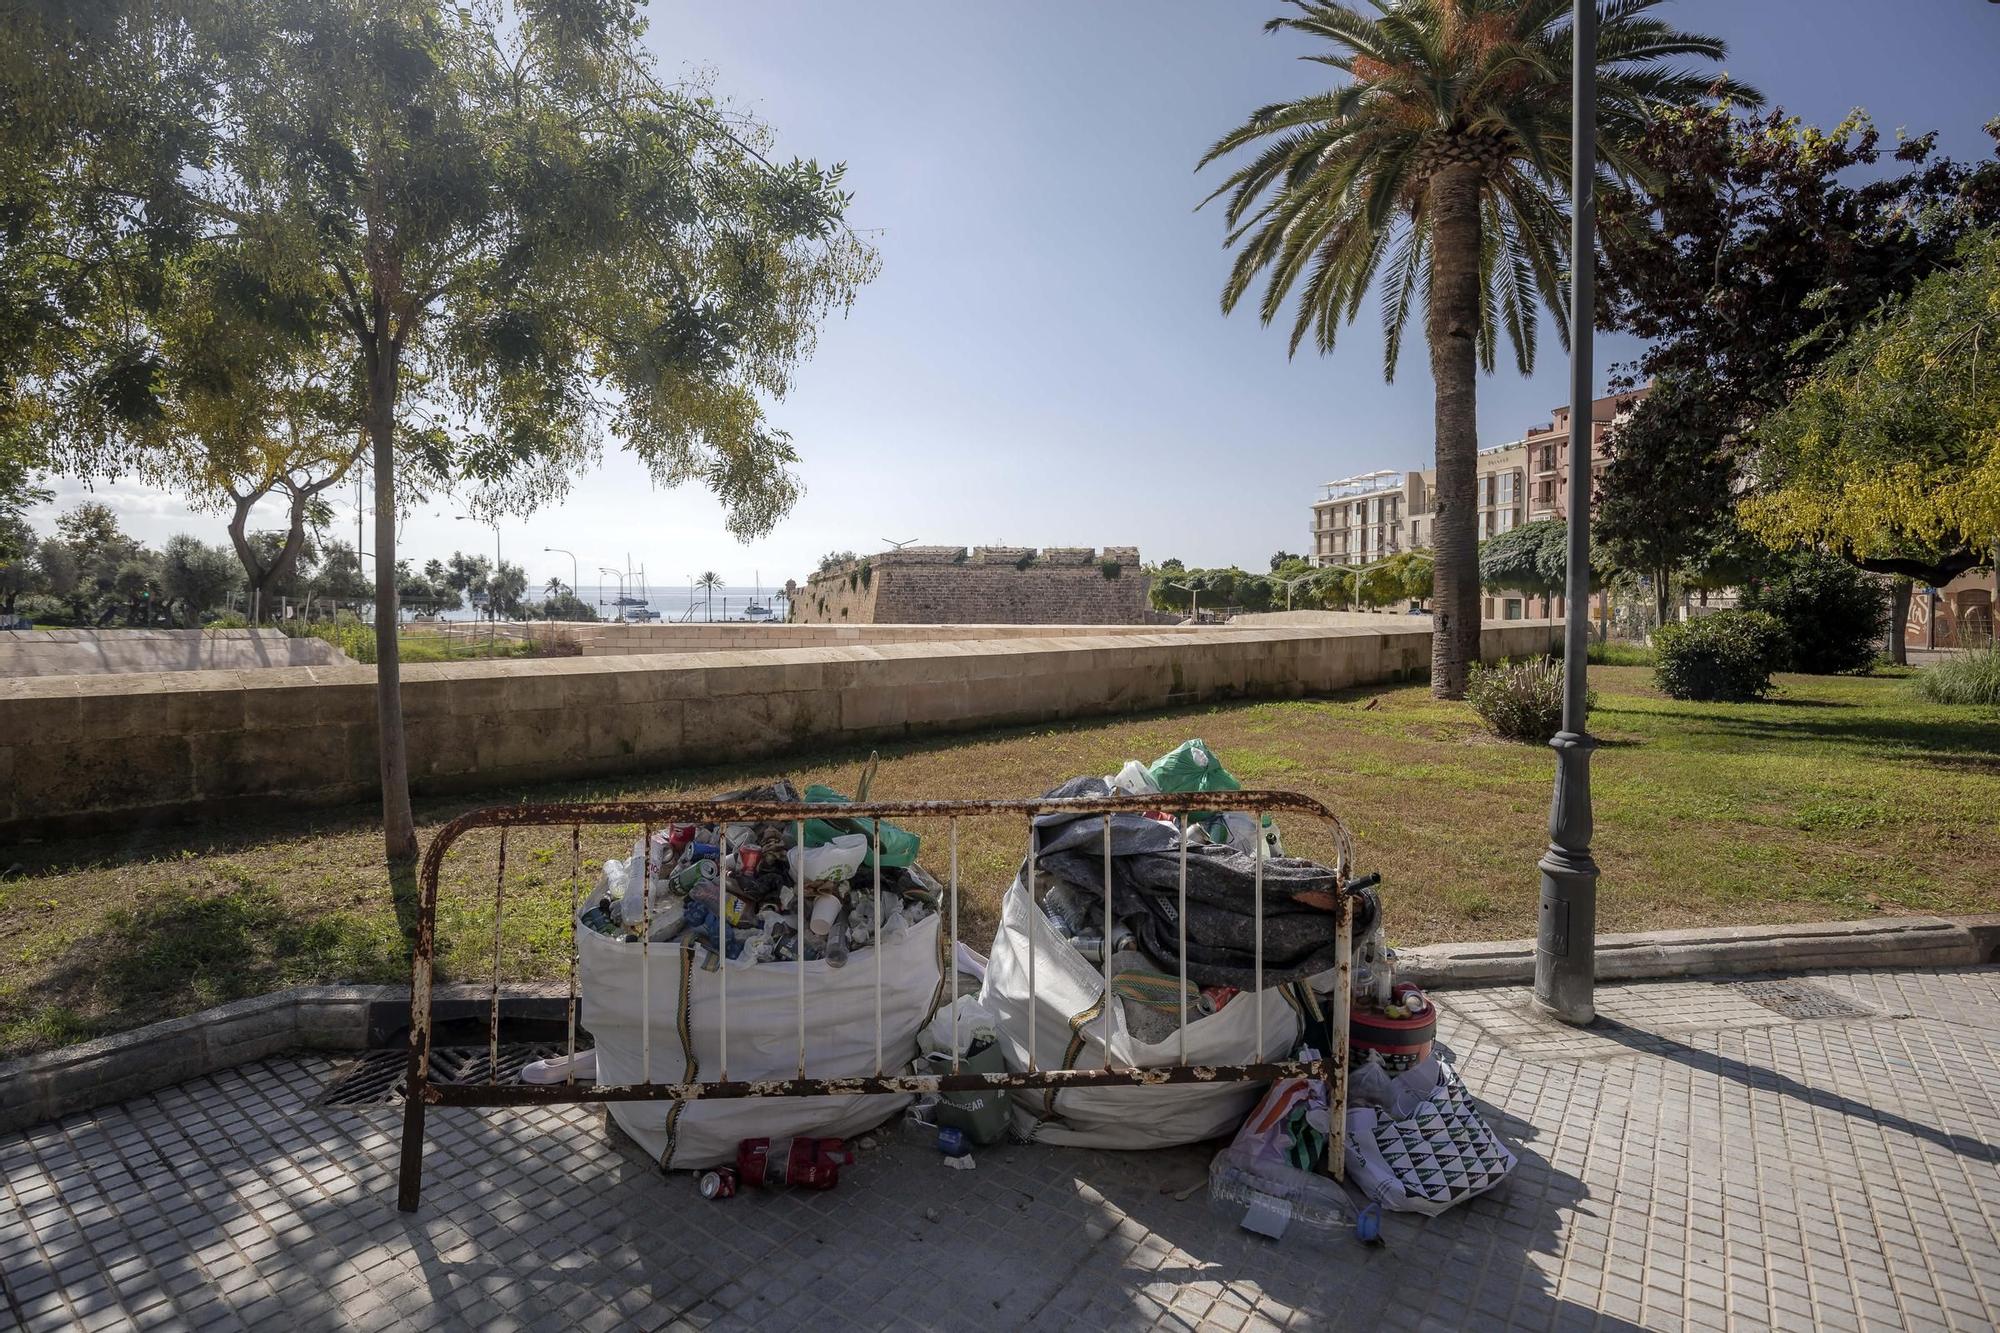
[1729,980,1875,1021]
[317,1044,564,1108]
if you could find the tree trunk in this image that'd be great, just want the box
[1424,166,1485,699]
[1653,566,1671,632]
[1888,577,1911,666]
[367,333,419,874]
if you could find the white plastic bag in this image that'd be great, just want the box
[788,833,869,889]
[921,995,998,1058]
[579,901,946,1169]
[1107,760,1160,797]
[979,872,1302,1149]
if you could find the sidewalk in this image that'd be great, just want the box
[3,965,1996,1331]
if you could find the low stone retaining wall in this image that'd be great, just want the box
[0,627,349,676]
[1,621,1560,836]
[562,621,1193,656]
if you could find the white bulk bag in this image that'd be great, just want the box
[578,885,947,1169]
[980,872,1303,1149]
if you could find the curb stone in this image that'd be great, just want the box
[1397,914,1991,988]
[2,917,1994,1134]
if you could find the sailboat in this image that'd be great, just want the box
[743,569,774,621]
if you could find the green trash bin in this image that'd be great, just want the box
[922,1040,1010,1146]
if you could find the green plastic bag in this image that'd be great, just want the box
[1147,739,1241,795]
[803,784,921,867]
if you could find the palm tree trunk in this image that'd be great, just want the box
[1425,166,1484,699]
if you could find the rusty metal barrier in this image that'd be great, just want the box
[396,791,1360,1212]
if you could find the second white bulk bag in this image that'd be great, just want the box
[980,872,1306,1149]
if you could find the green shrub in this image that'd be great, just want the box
[1465,657,1590,742]
[1100,560,1122,580]
[1653,610,1783,701]
[1911,649,2000,706]
[1739,551,1885,674]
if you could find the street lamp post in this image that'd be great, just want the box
[599,566,627,620]
[1166,582,1198,621]
[544,547,579,618]
[1534,0,1600,1026]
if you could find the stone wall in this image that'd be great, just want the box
[0,621,1562,837]
[790,546,1150,625]
[565,622,1188,655]
[0,628,349,677]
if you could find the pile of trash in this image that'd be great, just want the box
[979,739,1365,1149]
[580,779,945,967]
[576,778,950,1170]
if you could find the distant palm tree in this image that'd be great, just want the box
[697,570,723,621]
[1200,0,1754,697]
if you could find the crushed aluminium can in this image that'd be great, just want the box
[698,1167,738,1200]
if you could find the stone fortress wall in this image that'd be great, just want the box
[788,546,1153,625]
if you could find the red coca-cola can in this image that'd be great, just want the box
[697,1167,737,1200]
[737,847,763,875]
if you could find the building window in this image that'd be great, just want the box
[1497,471,1518,504]
[1537,445,1556,472]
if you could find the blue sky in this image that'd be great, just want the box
[41,0,2000,588]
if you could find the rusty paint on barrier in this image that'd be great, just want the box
[420,1058,1336,1107]
[396,791,1360,1212]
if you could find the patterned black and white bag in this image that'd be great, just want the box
[1344,1056,1516,1215]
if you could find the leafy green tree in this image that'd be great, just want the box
[486,560,528,620]
[1746,231,2000,600]
[313,541,376,607]
[1200,0,1748,697]
[444,552,494,617]
[159,534,240,625]
[540,578,598,621]
[1479,519,1572,603]
[24,0,877,879]
[1600,108,2000,417]
[1357,551,1433,609]
[1593,378,1739,627]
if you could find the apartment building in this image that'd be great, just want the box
[1307,389,1647,617]
[1310,469,1405,567]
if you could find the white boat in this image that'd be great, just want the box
[743,602,774,621]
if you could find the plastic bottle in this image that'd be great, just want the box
[1207,1145,1356,1240]
[824,904,850,969]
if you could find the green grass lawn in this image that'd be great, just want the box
[2,665,1994,1058]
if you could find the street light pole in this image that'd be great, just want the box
[1535,0,1600,1026]
[544,547,579,616]
[1167,582,1197,621]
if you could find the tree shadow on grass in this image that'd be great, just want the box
[1698,710,2000,759]
[1,883,408,1060]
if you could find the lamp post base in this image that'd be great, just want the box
[1534,730,1598,1026]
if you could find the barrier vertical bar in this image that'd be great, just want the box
[566,824,581,1084]
[718,823,729,1082]
[640,823,653,1085]
[796,816,807,1080]
[1253,812,1264,1055]
[1027,821,1039,1073]
[1330,893,1352,1182]
[872,820,883,1076]
[1177,814,1189,1066]
[949,818,961,1073]
[1101,813,1114,1069]
[489,829,507,1083]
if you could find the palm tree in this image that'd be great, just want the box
[697,569,723,621]
[1200,0,1754,697]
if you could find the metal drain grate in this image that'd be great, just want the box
[1729,980,1874,1021]
[317,1044,564,1108]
